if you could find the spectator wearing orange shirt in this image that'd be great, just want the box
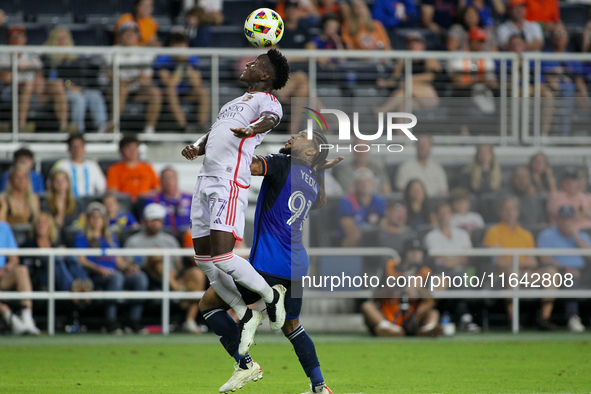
[115,0,160,46]
[525,0,559,29]
[341,0,391,50]
[106,134,160,200]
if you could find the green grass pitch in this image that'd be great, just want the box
[1,332,590,393]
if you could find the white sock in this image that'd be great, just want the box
[212,252,274,303]
[194,255,249,319]
[144,125,155,134]
[2,310,10,323]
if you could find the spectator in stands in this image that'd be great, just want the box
[537,205,590,332]
[21,212,92,292]
[510,166,545,226]
[44,26,112,134]
[528,152,557,194]
[143,167,191,235]
[371,0,419,30]
[461,144,502,195]
[542,23,589,137]
[461,0,505,28]
[282,0,317,50]
[403,179,433,230]
[338,168,386,247]
[155,30,210,132]
[116,0,160,46]
[361,238,441,337]
[497,0,544,51]
[0,25,70,133]
[448,27,498,107]
[106,134,160,201]
[524,0,559,29]
[421,0,458,37]
[103,193,140,237]
[75,202,148,334]
[184,6,212,47]
[0,220,39,335]
[483,195,556,330]
[52,134,107,198]
[125,203,206,334]
[449,188,485,233]
[332,139,392,194]
[374,32,440,115]
[307,14,345,69]
[547,167,591,231]
[109,22,162,135]
[315,0,348,20]
[396,135,448,197]
[0,147,44,193]
[42,170,83,229]
[182,0,224,25]
[447,5,497,51]
[0,165,40,225]
[341,0,391,50]
[372,201,409,254]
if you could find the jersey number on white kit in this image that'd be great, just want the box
[287,191,313,231]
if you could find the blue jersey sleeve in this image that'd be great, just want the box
[258,154,290,183]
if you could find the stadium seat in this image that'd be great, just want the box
[71,0,118,25]
[97,158,119,176]
[0,158,12,175]
[0,0,19,15]
[22,0,72,23]
[223,0,259,27]
[40,158,60,184]
[478,192,502,224]
[62,225,81,247]
[11,223,33,246]
[209,26,244,48]
[68,25,103,46]
[559,3,590,30]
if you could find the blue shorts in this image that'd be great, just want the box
[235,273,303,320]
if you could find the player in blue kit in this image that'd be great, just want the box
[198,130,342,394]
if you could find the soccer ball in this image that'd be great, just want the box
[244,8,284,48]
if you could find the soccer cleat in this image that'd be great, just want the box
[238,309,263,356]
[182,319,202,334]
[9,314,27,336]
[301,384,333,394]
[219,361,263,393]
[266,284,286,331]
[20,312,40,336]
[568,315,585,332]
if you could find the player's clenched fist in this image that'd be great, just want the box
[181,144,200,160]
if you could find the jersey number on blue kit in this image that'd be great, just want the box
[287,191,313,231]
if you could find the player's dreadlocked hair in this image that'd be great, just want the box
[266,48,290,90]
[311,130,329,170]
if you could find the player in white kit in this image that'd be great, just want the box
[181,49,291,355]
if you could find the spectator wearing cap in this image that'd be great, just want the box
[374,32,440,116]
[547,167,591,231]
[125,203,206,333]
[371,0,419,30]
[447,5,497,52]
[341,0,391,50]
[154,30,210,132]
[106,134,160,201]
[115,0,160,46]
[0,25,69,133]
[537,205,590,332]
[449,188,484,233]
[337,168,386,247]
[542,22,589,137]
[396,135,448,197]
[497,0,544,51]
[361,238,441,337]
[483,195,557,330]
[0,147,44,193]
[107,22,162,135]
[75,202,148,334]
[52,134,106,198]
[143,167,192,235]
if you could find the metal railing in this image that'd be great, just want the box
[2,246,590,335]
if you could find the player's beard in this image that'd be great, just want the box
[279,146,291,155]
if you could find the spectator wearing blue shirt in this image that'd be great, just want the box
[537,205,590,332]
[103,193,140,239]
[542,23,589,136]
[184,7,212,48]
[143,167,191,235]
[372,0,419,29]
[154,30,210,132]
[464,0,505,28]
[0,221,40,335]
[75,202,148,334]
[0,147,44,193]
[338,169,386,247]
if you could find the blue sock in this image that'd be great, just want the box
[286,325,324,390]
[202,308,251,369]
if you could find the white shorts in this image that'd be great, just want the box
[190,176,248,241]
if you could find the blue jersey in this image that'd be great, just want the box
[249,154,319,280]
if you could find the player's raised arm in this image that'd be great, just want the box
[250,156,266,176]
[231,112,279,139]
[181,132,209,161]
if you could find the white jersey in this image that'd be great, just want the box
[199,91,282,188]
